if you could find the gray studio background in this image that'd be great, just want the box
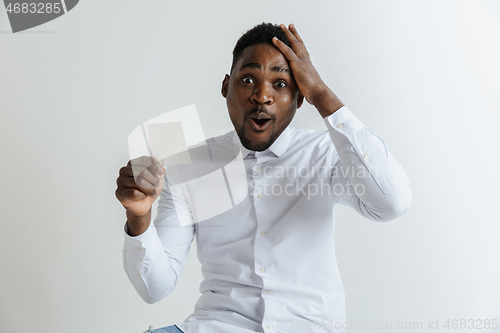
[1,1,499,332]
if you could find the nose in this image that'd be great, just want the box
[251,82,273,105]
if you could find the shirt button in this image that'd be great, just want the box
[267,324,273,329]
[260,231,267,236]
[259,267,266,273]
[336,123,343,129]
[256,166,261,172]
[363,153,368,159]
[256,194,262,200]
[137,247,143,251]
[266,290,273,295]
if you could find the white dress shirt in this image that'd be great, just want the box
[123,106,412,333]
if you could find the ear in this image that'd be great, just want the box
[221,74,230,98]
[297,91,304,109]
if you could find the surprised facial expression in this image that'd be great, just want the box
[222,43,303,152]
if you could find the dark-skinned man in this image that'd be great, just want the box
[116,23,411,333]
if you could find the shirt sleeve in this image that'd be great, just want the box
[122,176,195,304]
[324,106,412,221]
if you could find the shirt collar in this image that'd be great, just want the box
[232,125,292,159]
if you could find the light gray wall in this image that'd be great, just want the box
[1,1,499,332]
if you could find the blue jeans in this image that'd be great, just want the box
[150,325,183,333]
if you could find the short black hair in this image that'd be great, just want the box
[230,22,291,74]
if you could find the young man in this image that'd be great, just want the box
[115,23,412,333]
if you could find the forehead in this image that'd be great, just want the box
[234,43,289,71]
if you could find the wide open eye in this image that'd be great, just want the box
[242,76,254,84]
[276,81,286,89]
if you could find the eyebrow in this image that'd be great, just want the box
[239,62,291,75]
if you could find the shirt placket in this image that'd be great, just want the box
[250,151,277,332]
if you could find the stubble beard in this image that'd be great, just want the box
[237,121,278,152]
[234,105,292,152]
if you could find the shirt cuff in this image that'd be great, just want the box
[123,220,160,251]
[323,106,365,139]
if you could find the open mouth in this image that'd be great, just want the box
[249,117,272,131]
[253,118,271,126]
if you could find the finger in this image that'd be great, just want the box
[129,156,165,180]
[288,24,308,55]
[135,175,158,194]
[149,160,165,176]
[127,156,159,167]
[279,23,301,51]
[272,37,298,62]
[279,23,308,58]
[140,167,162,188]
[128,156,164,173]
[116,187,148,202]
[288,24,303,44]
[119,166,133,177]
[120,165,164,187]
[118,174,157,195]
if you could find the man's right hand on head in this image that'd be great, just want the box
[115,156,165,234]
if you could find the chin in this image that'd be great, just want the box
[238,132,274,152]
[246,141,271,152]
[235,121,279,152]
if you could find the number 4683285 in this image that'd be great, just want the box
[444,319,498,330]
[6,3,61,14]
